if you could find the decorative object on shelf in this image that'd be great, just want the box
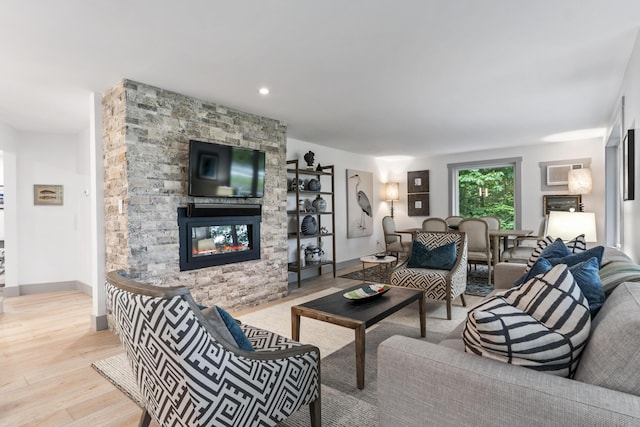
[301,215,318,235]
[385,182,399,218]
[312,195,327,212]
[299,244,306,267]
[298,199,305,212]
[303,151,315,169]
[307,178,321,192]
[290,179,305,191]
[303,198,313,212]
[316,163,323,171]
[347,169,374,238]
[305,245,322,263]
[320,226,329,234]
[319,241,326,262]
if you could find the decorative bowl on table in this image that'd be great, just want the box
[343,284,391,300]
[375,252,387,259]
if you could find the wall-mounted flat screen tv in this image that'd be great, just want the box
[188,140,265,198]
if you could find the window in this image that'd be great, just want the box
[448,157,522,229]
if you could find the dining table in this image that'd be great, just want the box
[489,229,533,267]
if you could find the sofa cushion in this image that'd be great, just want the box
[513,257,604,317]
[524,235,586,273]
[598,260,640,296]
[546,245,605,268]
[574,282,640,396]
[463,264,591,377]
[407,240,456,270]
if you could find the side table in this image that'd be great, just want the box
[359,255,397,283]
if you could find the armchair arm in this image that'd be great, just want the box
[378,336,640,427]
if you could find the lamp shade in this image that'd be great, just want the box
[546,211,597,242]
[568,168,592,194]
[385,182,400,201]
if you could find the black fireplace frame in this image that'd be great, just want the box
[178,203,262,271]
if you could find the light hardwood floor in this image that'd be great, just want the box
[0,267,363,426]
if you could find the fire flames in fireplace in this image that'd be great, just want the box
[178,204,262,271]
[191,225,250,257]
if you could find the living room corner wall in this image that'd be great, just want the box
[102,80,289,311]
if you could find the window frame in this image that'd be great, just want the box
[447,157,523,229]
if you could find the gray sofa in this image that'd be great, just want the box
[378,247,640,426]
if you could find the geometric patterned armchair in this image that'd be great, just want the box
[105,271,320,427]
[389,231,468,320]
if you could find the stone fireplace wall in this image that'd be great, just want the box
[102,80,288,311]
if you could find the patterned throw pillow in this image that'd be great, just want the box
[463,264,591,377]
[598,260,640,295]
[524,235,587,273]
[407,240,457,270]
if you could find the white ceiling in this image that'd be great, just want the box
[1,0,640,156]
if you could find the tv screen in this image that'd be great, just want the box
[188,140,265,198]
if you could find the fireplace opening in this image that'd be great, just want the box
[178,203,261,271]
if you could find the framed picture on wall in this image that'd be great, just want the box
[624,128,635,201]
[407,170,429,193]
[34,184,64,206]
[408,194,429,216]
[543,194,581,215]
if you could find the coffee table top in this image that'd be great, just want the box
[293,284,422,328]
[360,255,396,264]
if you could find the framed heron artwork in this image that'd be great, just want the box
[347,169,373,238]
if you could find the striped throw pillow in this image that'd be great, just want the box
[524,234,587,273]
[598,260,640,295]
[463,264,591,377]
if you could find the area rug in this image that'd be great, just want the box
[339,264,494,297]
[92,288,463,426]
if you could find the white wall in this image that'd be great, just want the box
[0,122,17,289]
[619,30,640,261]
[16,131,92,285]
[395,139,605,243]
[287,136,606,271]
[287,139,386,266]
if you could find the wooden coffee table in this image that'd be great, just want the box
[291,285,425,389]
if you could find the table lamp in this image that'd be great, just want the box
[385,182,400,218]
[546,211,597,242]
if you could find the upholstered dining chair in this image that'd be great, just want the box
[105,271,321,427]
[382,216,412,259]
[444,215,464,229]
[458,218,492,285]
[502,216,548,263]
[479,215,501,230]
[389,231,468,320]
[422,217,448,232]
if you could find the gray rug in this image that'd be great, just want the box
[91,322,446,426]
[339,264,494,297]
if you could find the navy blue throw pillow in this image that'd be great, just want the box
[407,241,457,270]
[546,246,605,268]
[215,306,254,351]
[513,257,553,287]
[538,238,572,260]
[568,257,605,317]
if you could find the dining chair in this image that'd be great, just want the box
[458,218,492,285]
[502,216,548,263]
[422,217,448,232]
[479,215,501,230]
[444,216,464,229]
[105,270,321,427]
[382,216,412,259]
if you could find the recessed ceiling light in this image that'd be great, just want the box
[542,128,605,142]
[259,87,269,95]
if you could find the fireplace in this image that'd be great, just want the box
[178,203,262,271]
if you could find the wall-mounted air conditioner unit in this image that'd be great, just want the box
[546,163,583,186]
